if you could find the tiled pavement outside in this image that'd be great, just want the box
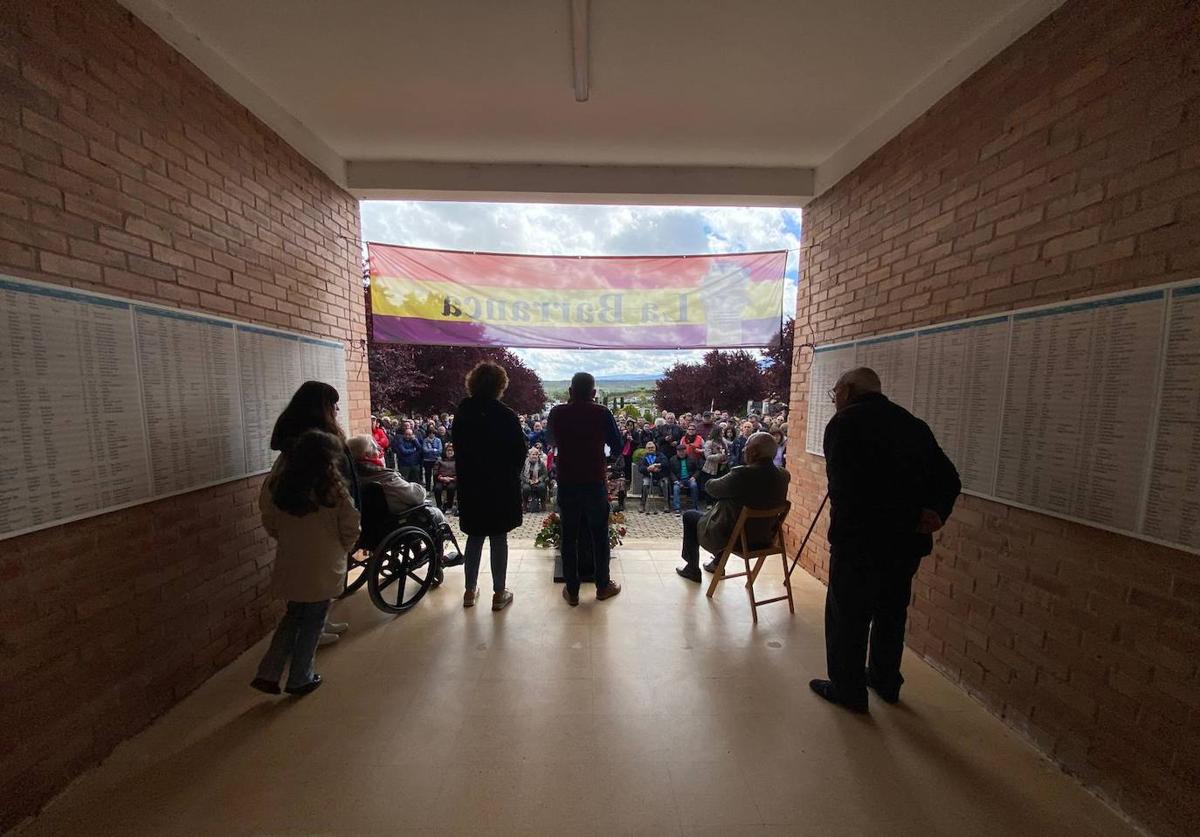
[445,503,689,546]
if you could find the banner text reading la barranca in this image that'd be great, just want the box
[367,243,786,350]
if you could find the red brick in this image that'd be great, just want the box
[784,8,1200,837]
[39,251,101,282]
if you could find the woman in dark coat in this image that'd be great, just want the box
[451,361,528,612]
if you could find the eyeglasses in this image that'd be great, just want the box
[827,387,837,404]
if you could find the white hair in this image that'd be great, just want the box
[743,431,778,465]
[836,367,882,397]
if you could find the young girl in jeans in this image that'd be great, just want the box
[251,430,361,697]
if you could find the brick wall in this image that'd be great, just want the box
[784,2,1199,835]
[0,1,368,829]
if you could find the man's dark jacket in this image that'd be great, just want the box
[667,453,701,483]
[698,462,791,554]
[823,393,960,557]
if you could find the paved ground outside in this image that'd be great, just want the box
[443,500,691,545]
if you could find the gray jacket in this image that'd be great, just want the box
[698,462,791,555]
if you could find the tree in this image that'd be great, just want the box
[368,343,426,413]
[370,343,546,415]
[498,353,548,414]
[761,318,795,401]
[654,350,766,414]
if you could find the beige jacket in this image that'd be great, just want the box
[259,478,361,602]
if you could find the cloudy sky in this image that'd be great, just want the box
[361,201,801,380]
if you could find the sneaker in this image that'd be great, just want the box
[325,621,349,635]
[562,586,579,607]
[318,632,339,647]
[492,590,514,611]
[596,581,622,601]
[464,588,480,608]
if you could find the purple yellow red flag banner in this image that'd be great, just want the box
[367,243,787,350]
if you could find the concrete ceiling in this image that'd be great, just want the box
[120,0,1065,205]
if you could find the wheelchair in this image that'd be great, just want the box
[339,483,463,614]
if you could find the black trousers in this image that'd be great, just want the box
[824,544,922,702]
[680,509,704,569]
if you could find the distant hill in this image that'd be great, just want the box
[545,373,660,386]
[544,373,660,408]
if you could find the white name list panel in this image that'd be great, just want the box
[0,275,348,540]
[805,280,1200,555]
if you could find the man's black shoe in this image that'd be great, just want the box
[562,586,579,607]
[703,558,719,573]
[676,566,702,583]
[868,681,897,700]
[250,678,281,695]
[285,675,322,697]
[809,679,868,713]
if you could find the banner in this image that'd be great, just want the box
[368,243,787,350]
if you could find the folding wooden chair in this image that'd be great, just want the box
[705,502,793,623]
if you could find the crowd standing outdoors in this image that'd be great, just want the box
[250,363,959,716]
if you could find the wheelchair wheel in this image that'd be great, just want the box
[338,549,370,599]
[366,527,438,614]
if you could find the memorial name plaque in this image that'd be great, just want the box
[0,275,348,540]
[804,279,1198,555]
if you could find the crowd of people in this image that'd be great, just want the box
[249,363,961,719]
[366,402,790,519]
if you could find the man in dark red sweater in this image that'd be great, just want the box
[546,372,623,605]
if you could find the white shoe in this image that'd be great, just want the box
[318,632,339,646]
[325,621,349,634]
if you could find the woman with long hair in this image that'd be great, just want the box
[251,430,360,697]
[268,381,357,644]
[270,381,359,508]
[451,361,527,612]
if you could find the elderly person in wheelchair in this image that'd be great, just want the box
[346,435,463,611]
[675,431,790,583]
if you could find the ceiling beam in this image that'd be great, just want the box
[346,160,814,207]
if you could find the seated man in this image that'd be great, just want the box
[668,445,701,514]
[347,435,447,528]
[676,432,790,582]
[520,447,550,512]
[637,441,668,513]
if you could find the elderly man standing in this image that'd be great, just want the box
[547,372,623,605]
[810,367,961,712]
[675,432,790,582]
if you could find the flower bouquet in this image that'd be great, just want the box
[534,511,627,550]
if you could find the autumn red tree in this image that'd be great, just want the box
[761,318,795,401]
[654,350,766,414]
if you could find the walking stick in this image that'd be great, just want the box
[786,492,828,581]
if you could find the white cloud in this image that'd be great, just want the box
[360,201,801,380]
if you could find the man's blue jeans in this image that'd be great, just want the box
[256,599,331,690]
[672,477,699,511]
[557,482,611,595]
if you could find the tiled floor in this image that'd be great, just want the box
[15,541,1138,837]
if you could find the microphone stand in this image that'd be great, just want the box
[786,492,828,581]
